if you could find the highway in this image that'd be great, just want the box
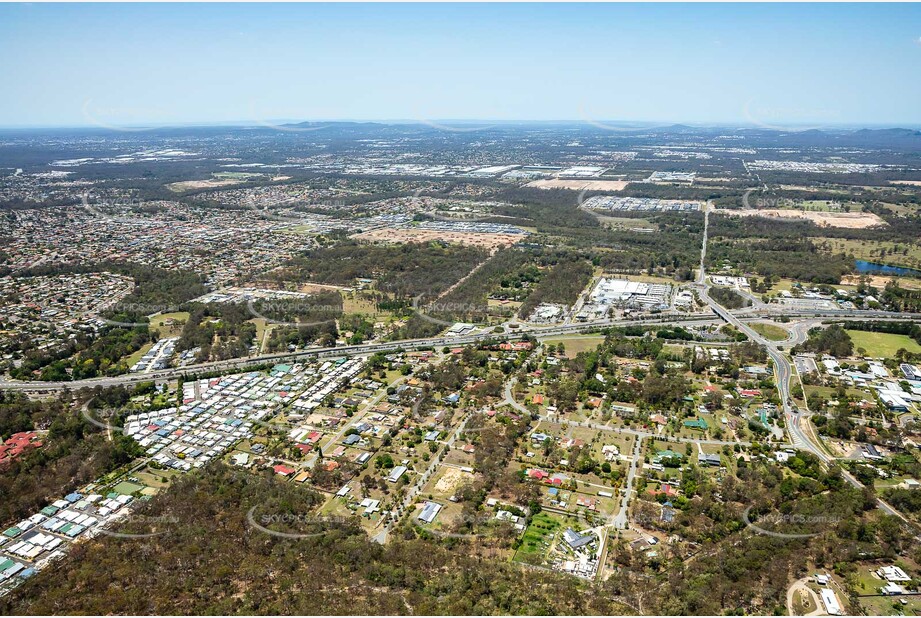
[695,248,910,521]
[3,308,919,393]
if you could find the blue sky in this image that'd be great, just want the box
[1,3,920,128]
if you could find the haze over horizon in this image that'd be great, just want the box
[2,2,921,128]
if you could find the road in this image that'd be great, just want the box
[304,375,407,470]
[697,202,709,285]
[373,409,474,544]
[695,232,909,522]
[4,309,919,393]
[611,434,644,529]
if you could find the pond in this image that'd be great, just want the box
[854,260,921,277]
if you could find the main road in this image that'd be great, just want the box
[3,307,918,394]
[694,227,909,521]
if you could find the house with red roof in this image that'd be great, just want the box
[648,483,679,498]
[0,432,43,466]
[273,464,296,476]
[528,469,549,481]
[499,341,533,351]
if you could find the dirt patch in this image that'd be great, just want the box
[353,228,523,250]
[525,179,630,191]
[167,179,244,192]
[718,208,886,229]
[890,180,921,187]
[433,466,474,494]
[841,274,921,290]
[297,282,352,293]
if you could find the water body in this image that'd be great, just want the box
[854,260,921,277]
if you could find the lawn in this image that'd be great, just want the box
[112,480,146,496]
[859,595,921,616]
[845,330,921,357]
[150,311,190,337]
[247,318,270,353]
[513,512,562,561]
[595,215,656,230]
[749,322,789,341]
[542,335,605,358]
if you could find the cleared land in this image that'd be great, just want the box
[525,179,630,191]
[353,227,523,250]
[541,335,605,358]
[432,467,474,494]
[840,274,921,290]
[845,330,921,357]
[166,178,246,192]
[719,208,886,229]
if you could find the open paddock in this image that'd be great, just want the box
[525,179,630,191]
[353,227,523,250]
[166,178,247,192]
[717,208,886,229]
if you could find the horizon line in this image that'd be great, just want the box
[2,118,921,132]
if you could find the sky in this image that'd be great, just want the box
[1,3,920,128]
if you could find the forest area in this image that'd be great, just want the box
[0,464,627,616]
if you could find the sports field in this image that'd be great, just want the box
[845,330,921,357]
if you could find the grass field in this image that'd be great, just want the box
[342,293,387,316]
[845,330,921,357]
[594,215,656,230]
[749,322,789,341]
[805,384,869,401]
[150,311,190,337]
[248,318,270,353]
[813,236,921,271]
[542,335,605,358]
[124,342,154,368]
